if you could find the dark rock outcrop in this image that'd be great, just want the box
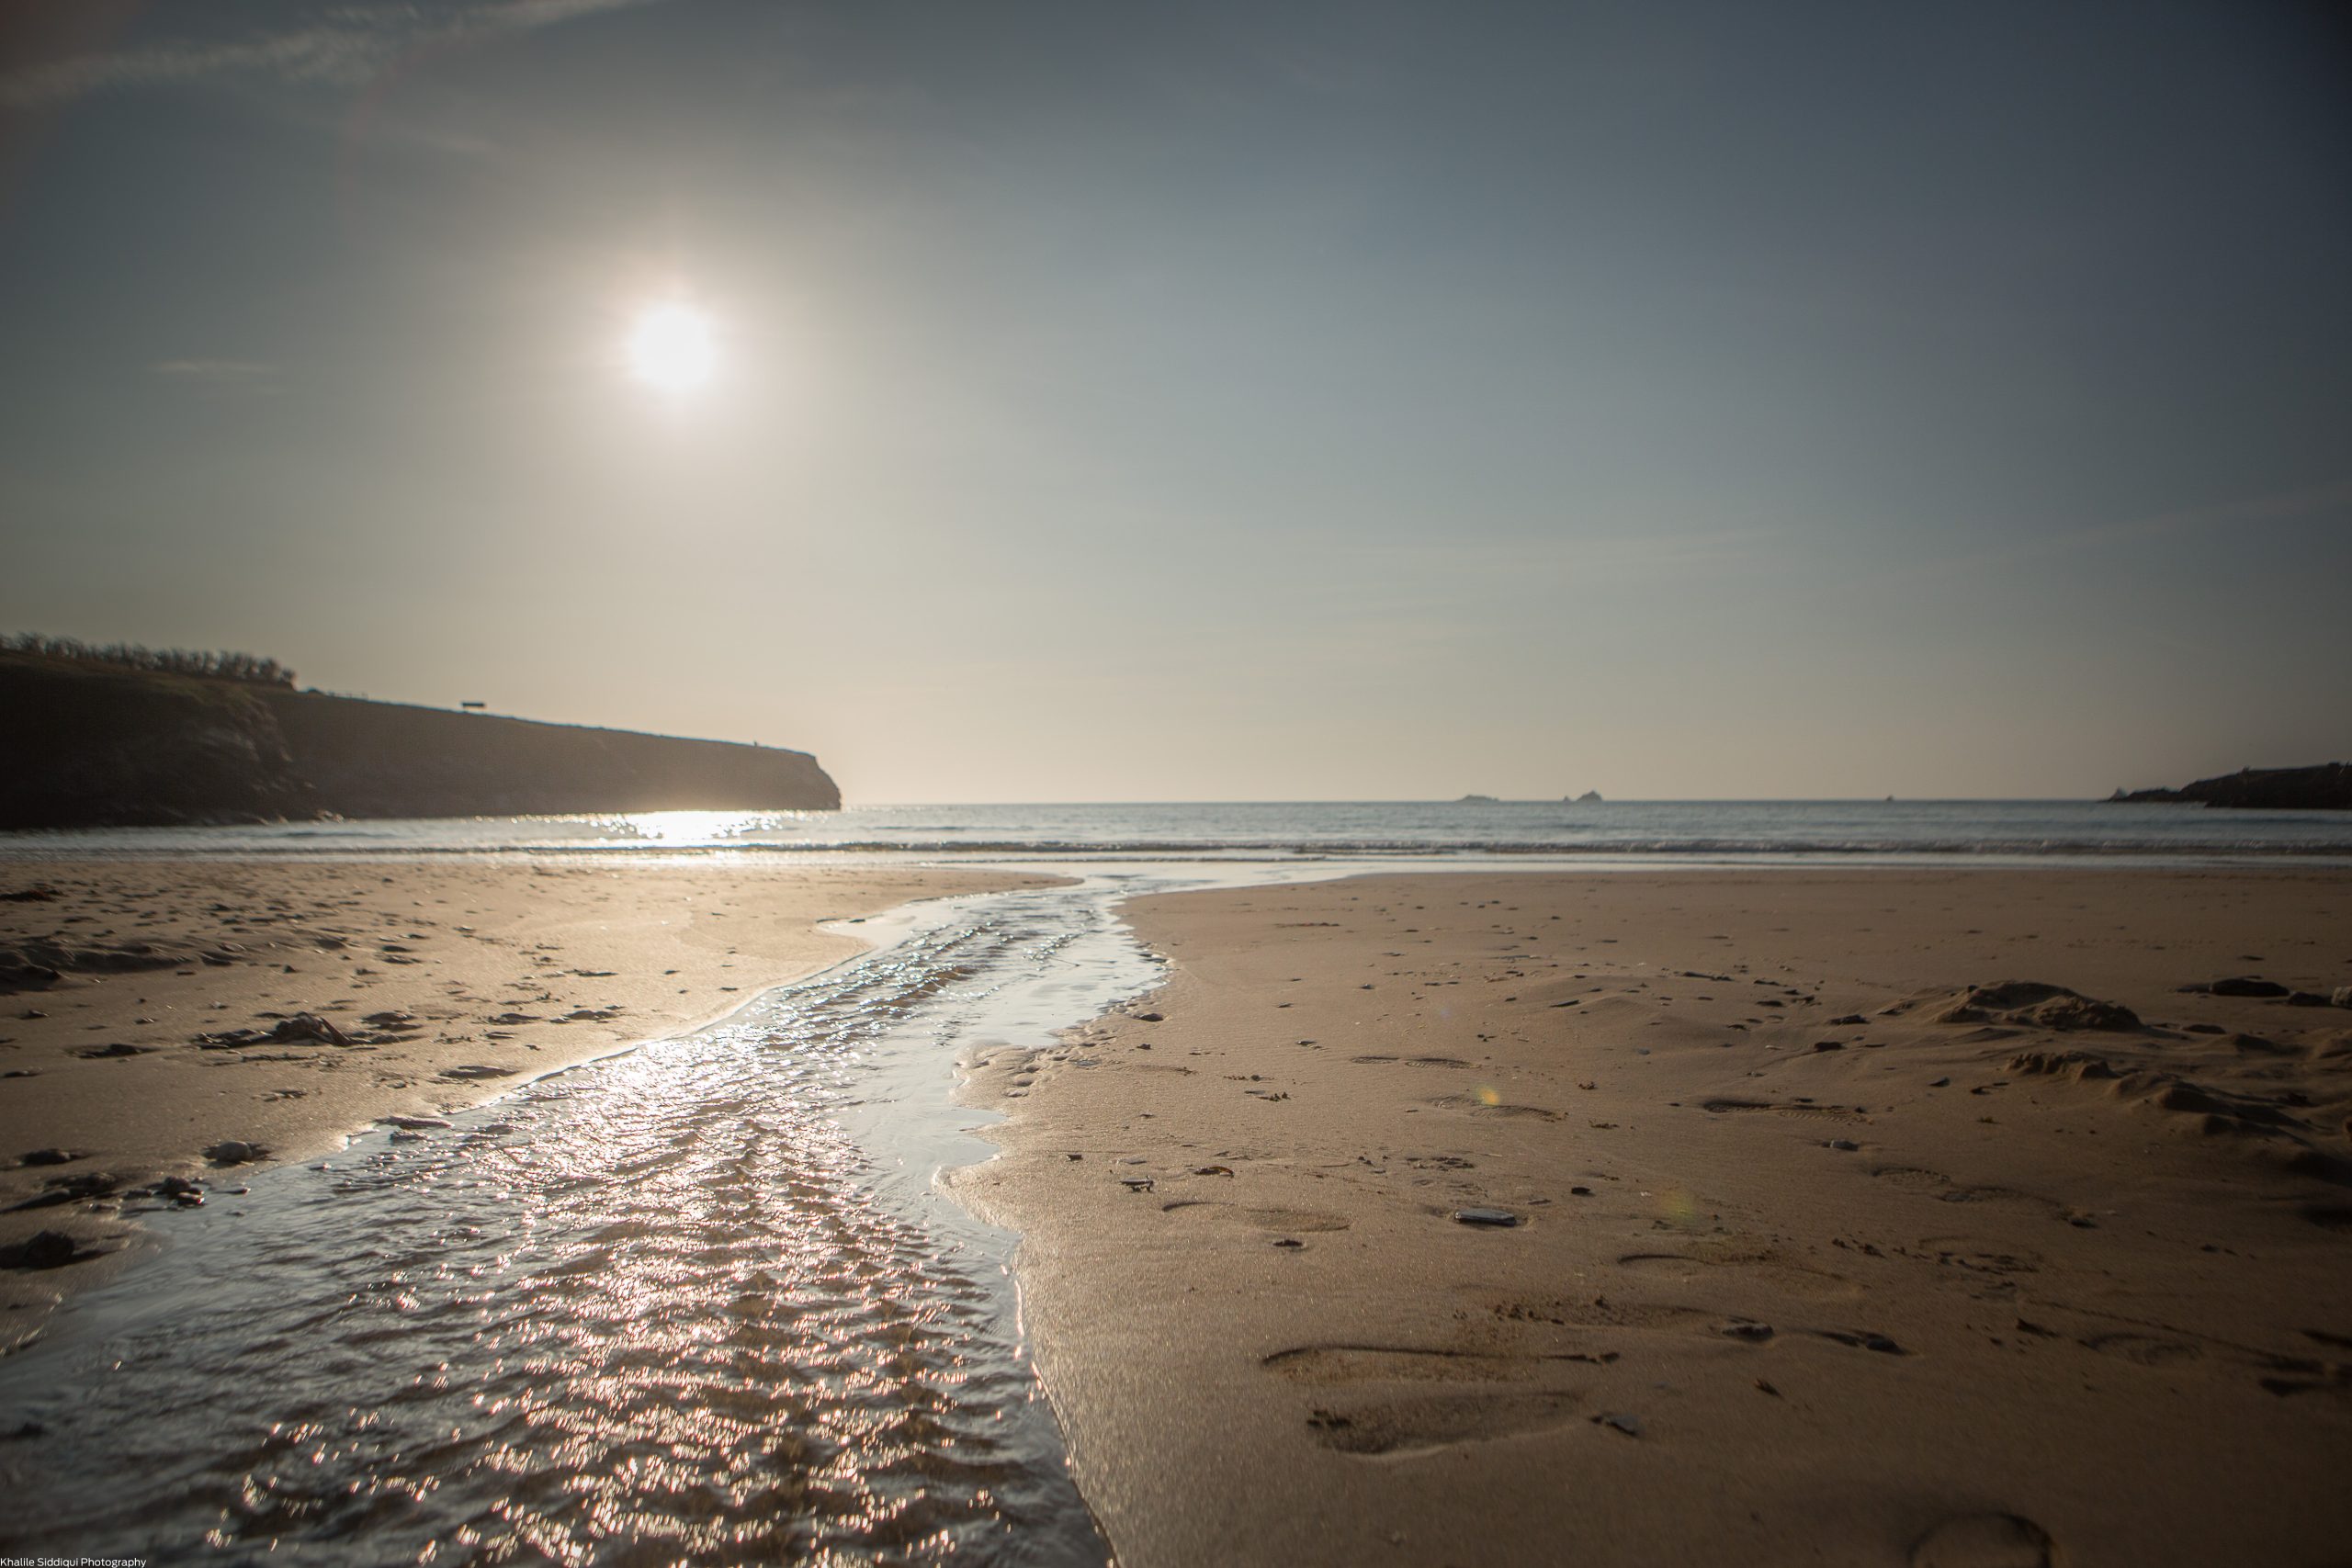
[1,650,840,828]
[2109,764,2351,811]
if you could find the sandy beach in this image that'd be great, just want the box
[0,856,1050,1342]
[956,869,2352,1567]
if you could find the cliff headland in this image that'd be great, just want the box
[2110,763,2350,811]
[0,648,839,828]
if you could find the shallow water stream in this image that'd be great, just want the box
[0,874,1206,1564]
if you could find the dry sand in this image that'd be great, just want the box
[0,855,1048,1344]
[955,870,2352,1568]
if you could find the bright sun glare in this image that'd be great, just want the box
[628,302,716,394]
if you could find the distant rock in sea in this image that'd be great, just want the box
[2108,763,2349,812]
[1566,790,1603,804]
[1456,794,1499,805]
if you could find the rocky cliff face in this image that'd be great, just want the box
[2110,764,2350,811]
[0,652,840,828]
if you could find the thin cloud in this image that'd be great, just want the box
[0,0,666,111]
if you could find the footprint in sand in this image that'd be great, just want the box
[1429,1093,1564,1121]
[1267,1345,1590,1456]
[1300,1390,1586,1455]
[1701,1098,1865,1122]
[1492,1293,1714,1331]
[1870,1165,2071,1221]
[2076,1330,2203,1368]
[1909,1512,2060,1567]
[1614,1246,1861,1301]
[1920,1235,2043,1278]
[1266,1346,1527,1384]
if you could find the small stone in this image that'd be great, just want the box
[268,1012,352,1046]
[1453,1207,1520,1227]
[1592,1412,1643,1438]
[18,1149,76,1168]
[1826,1138,1860,1151]
[2201,977,2288,998]
[24,1232,76,1267]
[205,1140,261,1166]
[1722,1322,1775,1341]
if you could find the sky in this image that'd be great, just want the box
[2,0,2347,803]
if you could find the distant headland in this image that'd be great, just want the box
[2109,763,2349,812]
[0,637,840,829]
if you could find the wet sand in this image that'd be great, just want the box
[956,869,2352,1568]
[0,855,1050,1344]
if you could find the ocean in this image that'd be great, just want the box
[5,797,2348,862]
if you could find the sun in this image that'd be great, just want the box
[628,301,716,394]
